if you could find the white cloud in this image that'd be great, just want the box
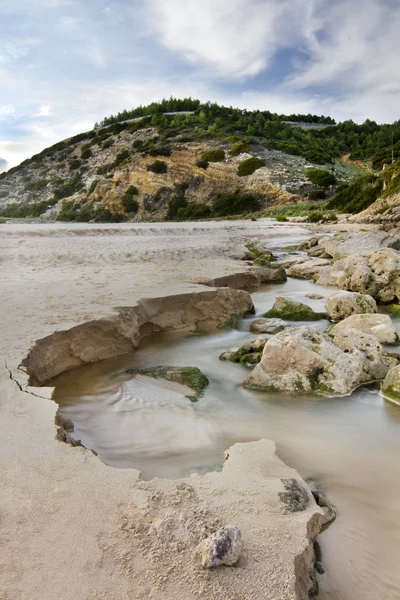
[147,0,313,78]
[34,104,52,117]
[0,104,16,118]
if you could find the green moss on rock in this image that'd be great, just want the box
[126,366,209,401]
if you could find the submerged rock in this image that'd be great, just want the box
[264,296,326,321]
[382,365,400,405]
[126,366,209,401]
[305,293,324,300]
[199,525,243,568]
[219,337,266,366]
[325,290,377,322]
[250,318,287,334]
[242,326,389,396]
[329,313,398,345]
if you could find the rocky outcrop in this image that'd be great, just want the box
[23,288,254,384]
[325,290,377,321]
[329,313,398,345]
[265,296,326,321]
[313,231,400,260]
[242,326,389,395]
[381,365,400,405]
[316,248,400,303]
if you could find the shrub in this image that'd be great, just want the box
[122,185,139,213]
[307,211,323,223]
[196,159,209,170]
[166,196,188,220]
[327,174,382,213]
[308,189,327,200]
[275,214,288,222]
[132,139,144,150]
[147,160,168,174]
[229,140,251,156]
[97,163,115,175]
[101,138,114,150]
[53,174,84,200]
[176,203,212,220]
[114,148,130,166]
[201,149,225,162]
[25,179,49,191]
[306,168,336,187]
[149,146,171,157]
[237,157,266,176]
[88,180,99,195]
[81,149,92,159]
[213,191,260,216]
[69,158,81,170]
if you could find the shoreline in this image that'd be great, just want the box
[1,219,326,600]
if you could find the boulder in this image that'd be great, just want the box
[264,296,326,321]
[329,313,398,345]
[219,337,266,366]
[245,238,273,260]
[250,318,287,334]
[315,247,400,303]
[325,290,377,321]
[242,326,388,396]
[382,365,400,405]
[252,265,287,283]
[332,329,388,382]
[305,293,324,300]
[287,257,332,280]
[199,525,243,568]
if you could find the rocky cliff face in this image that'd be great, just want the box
[0,124,336,221]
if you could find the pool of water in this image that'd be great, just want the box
[50,235,400,600]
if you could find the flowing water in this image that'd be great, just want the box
[51,233,400,600]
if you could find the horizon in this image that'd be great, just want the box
[1,0,399,170]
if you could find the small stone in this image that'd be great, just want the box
[305,293,324,300]
[199,525,243,569]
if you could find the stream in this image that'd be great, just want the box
[51,232,400,600]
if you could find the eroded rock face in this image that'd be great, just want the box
[24,288,254,384]
[332,329,388,382]
[286,257,332,280]
[329,313,398,345]
[199,525,243,568]
[250,318,287,334]
[315,248,400,303]
[315,231,400,260]
[382,365,400,405]
[325,290,377,321]
[242,326,388,396]
[265,296,326,321]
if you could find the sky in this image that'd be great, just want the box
[0,0,399,170]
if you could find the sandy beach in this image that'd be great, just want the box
[1,219,323,600]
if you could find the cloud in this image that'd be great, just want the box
[0,157,8,173]
[147,0,311,78]
[0,104,16,118]
[34,105,52,117]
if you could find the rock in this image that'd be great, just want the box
[309,483,337,531]
[264,296,326,321]
[382,351,400,369]
[317,231,400,260]
[220,337,266,366]
[242,326,388,396]
[126,366,209,401]
[382,365,400,405]
[325,290,377,321]
[252,265,287,283]
[199,525,243,568]
[250,318,287,334]
[315,247,400,303]
[287,257,332,280]
[245,238,273,260]
[307,245,332,259]
[205,272,262,292]
[329,313,398,345]
[305,293,324,300]
[332,329,388,382]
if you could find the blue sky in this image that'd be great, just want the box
[0,0,399,170]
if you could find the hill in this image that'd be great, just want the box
[0,98,398,223]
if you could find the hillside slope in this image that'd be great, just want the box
[2,98,395,222]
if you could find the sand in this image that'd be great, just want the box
[0,219,322,600]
